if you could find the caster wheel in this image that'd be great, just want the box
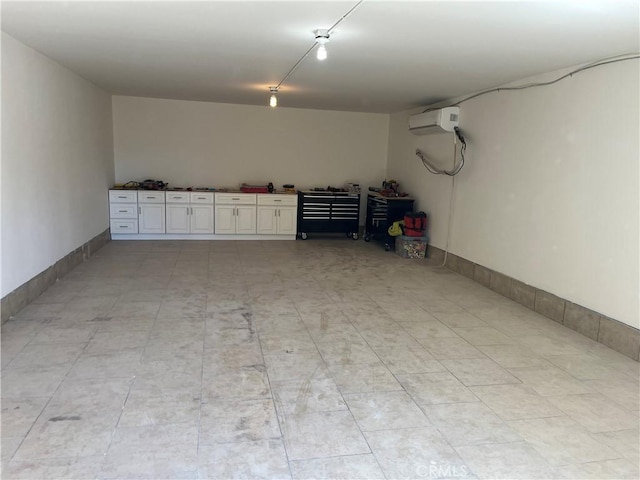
[384,243,391,251]
[301,232,308,240]
[352,233,359,240]
[364,233,371,242]
[345,232,351,238]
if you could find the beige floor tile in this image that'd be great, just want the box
[508,365,590,396]
[477,344,552,369]
[103,423,198,471]
[328,361,402,394]
[0,397,50,438]
[279,410,370,461]
[316,339,379,365]
[557,459,640,479]
[470,384,564,421]
[373,344,444,374]
[508,416,620,466]
[3,456,105,480]
[397,371,479,405]
[547,393,640,433]
[592,428,640,465]
[119,392,200,427]
[0,365,70,397]
[423,402,522,446]
[365,427,470,480]
[202,365,270,400]
[400,320,458,339]
[452,326,516,346]
[271,367,347,415]
[441,358,521,386]
[197,439,290,479]
[455,442,557,479]
[199,398,281,444]
[418,337,486,360]
[290,454,384,480]
[344,390,430,431]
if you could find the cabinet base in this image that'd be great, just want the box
[110,233,296,241]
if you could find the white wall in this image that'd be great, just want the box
[387,60,639,328]
[112,96,389,210]
[1,33,114,297]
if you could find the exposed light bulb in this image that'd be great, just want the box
[269,87,278,107]
[316,44,327,61]
[314,29,330,61]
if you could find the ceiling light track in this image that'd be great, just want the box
[267,0,365,107]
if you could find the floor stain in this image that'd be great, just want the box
[48,415,82,422]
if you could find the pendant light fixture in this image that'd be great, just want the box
[314,29,330,60]
[269,87,278,107]
[266,1,364,107]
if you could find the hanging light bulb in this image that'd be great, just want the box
[269,87,278,107]
[317,44,327,61]
[314,29,330,61]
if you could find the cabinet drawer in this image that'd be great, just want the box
[166,192,189,203]
[109,190,137,203]
[110,219,138,234]
[110,204,137,219]
[190,192,214,204]
[215,193,256,205]
[138,191,165,203]
[257,194,297,206]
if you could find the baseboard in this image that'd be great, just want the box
[1,229,111,324]
[426,245,640,361]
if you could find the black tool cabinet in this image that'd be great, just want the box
[297,191,361,240]
[364,192,415,250]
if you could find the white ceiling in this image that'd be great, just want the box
[2,1,638,113]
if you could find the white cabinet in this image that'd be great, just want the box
[166,192,214,234]
[109,190,138,234]
[138,191,166,234]
[214,193,256,234]
[256,194,298,235]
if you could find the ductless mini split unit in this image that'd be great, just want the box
[408,106,460,135]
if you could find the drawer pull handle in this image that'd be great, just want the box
[197,197,206,200]
[118,210,127,213]
[117,196,127,199]
[120,225,128,229]
[231,198,240,201]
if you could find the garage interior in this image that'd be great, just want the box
[1,1,639,479]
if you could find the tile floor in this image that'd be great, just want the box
[1,239,639,479]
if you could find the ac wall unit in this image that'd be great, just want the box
[408,106,460,135]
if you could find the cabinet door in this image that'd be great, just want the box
[277,206,297,235]
[139,204,166,233]
[191,204,214,234]
[166,204,190,234]
[257,206,277,234]
[235,206,257,234]
[215,205,236,234]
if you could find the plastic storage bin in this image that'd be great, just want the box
[395,235,428,258]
